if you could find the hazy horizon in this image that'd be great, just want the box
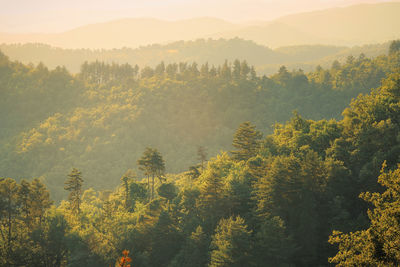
[1,0,398,33]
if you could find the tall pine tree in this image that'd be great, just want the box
[137,148,166,200]
[64,168,83,214]
[231,122,262,161]
[209,216,253,267]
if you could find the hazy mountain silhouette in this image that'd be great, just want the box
[0,2,399,48]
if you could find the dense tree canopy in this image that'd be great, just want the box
[0,41,400,266]
[329,162,400,266]
[1,45,398,200]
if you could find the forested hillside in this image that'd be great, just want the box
[1,42,400,266]
[0,39,390,74]
[1,44,399,200]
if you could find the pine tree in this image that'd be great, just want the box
[231,122,262,161]
[232,59,241,80]
[64,168,84,214]
[137,148,166,200]
[240,60,250,79]
[389,40,400,55]
[170,226,209,267]
[197,146,207,171]
[29,178,52,226]
[0,178,21,264]
[209,216,253,267]
[150,210,182,266]
[18,180,31,226]
[198,168,225,229]
[121,169,136,210]
[187,165,201,180]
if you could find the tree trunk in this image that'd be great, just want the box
[147,176,150,200]
[152,174,155,200]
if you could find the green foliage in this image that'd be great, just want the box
[64,168,84,213]
[231,122,262,161]
[128,182,148,210]
[0,39,393,75]
[187,165,201,180]
[254,150,330,265]
[253,216,295,266]
[329,163,400,266]
[209,216,253,267]
[0,178,67,266]
[138,147,166,200]
[389,40,400,55]
[157,183,178,201]
[1,42,400,266]
[31,212,70,266]
[196,153,233,230]
[170,226,209,267]
[150,210,183,267]
[0,178,22,265]
[1,49,398,201]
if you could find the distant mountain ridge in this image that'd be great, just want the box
[0,38,391,75]
[0,17,242,49]
[1,2,399,49]
[274,2,400,45]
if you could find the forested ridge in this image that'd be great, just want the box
[0,38,391,75]
[1,41,400,266]
[1,44,398,198]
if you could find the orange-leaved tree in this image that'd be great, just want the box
[117,250,132,267]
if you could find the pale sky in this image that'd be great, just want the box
[0,0,397,33]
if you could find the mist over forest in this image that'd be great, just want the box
[1,1,400,266]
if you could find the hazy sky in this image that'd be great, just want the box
[0,0,398,33]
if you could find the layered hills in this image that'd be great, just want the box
[0,38,391,75]
[1,2,399,49]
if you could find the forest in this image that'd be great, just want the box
[0,38,390,74]
[1,40,400,266]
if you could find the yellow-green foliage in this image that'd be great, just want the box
[1,46,400,266]
[1,49,397,201]
[329,163,400,266]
